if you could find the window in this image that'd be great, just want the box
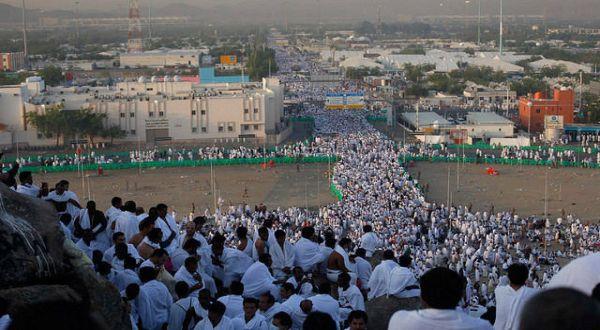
[159,111,164,117]
[120,113,125,118]
[499,128,502,131]
[201,110,206,115]
[201,127,207,133]
[228,124,234,132]
[131,88,135,91]
[149,112,154,117]
[243,125,249,130]
[218,126,224,132]
[37,133,43,139]
[536,109,541,113]
[146,88,153,91]
[130,112,135,118]
[130,129,136,135]
[254,108,259,113]
[244,109,249,114]
[254,124,259,130]
[192,127,198,133]
[192,110,197,115]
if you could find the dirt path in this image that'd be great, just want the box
[409,162,600,223]
[36,163,336,215]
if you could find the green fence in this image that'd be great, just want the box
[366,116,387,122]
[289,116,315,123]
[329,182,343,201]
[403,155,600,169]
[430,143,596,153]
[17,155,340,174]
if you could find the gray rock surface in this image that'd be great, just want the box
[0,183,63,288]
[0,183,130,329]
[365,295,421,330]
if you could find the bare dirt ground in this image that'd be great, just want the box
[37,163,336,215]
[409,162,600,223]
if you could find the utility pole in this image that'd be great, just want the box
[447,164,451,208]
[74,1,80,48]
[415,102,419,132]
[499,0,503,55]
[579,71,583,113]
[477,0,481,46]
[544,168,548,219]
[21,0,29,69]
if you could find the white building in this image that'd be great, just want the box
[120,49,204,68]
[463,83,517,108]
[459,112,515,139]
[380,50,525,73]
[0,77,286,147]
[529,58,592,74]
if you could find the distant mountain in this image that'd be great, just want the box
[0,3,35,23]
[1,0,599,24]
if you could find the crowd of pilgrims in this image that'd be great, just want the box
[1,106,599,330]
[0,44,599,330]
[1,140,335,170]
[405,143,600,167]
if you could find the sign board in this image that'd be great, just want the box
[325,92,365,110]
[219,55,238,65]
[201,55,213,65]
[145,118,169,129]
[544,115,564,129]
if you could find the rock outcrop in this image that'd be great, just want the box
[0,183,130,329]
[366,296,421,330]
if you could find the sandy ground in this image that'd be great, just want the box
[409,162,600,223]
[36,163,336,215]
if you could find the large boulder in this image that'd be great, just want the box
[0,183,64,287]
[365,296,421,330]
[0,183,130,329]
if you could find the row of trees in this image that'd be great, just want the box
[345,67,382,80]
[246,47,278,81]
[26,106,124,146]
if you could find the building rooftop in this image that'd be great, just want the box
[467,112,514,125]
[401,111,450,128]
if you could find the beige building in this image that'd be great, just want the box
[0,77,286,147]
[120,49,204,68]
[463,83,517,108]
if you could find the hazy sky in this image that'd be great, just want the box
[2,0,599,20]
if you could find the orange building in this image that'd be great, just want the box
[219,55,238,65]
[0,52,25,72]
[518,88,574,133]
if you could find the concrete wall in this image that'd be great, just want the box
[120,53,200,68]
[459,123,515,139]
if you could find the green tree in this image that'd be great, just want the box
[246,47,278,81]
[101,125,125,144]
[405,84,428,97]
[539,65,566,78]
[345,67,382,80]
[39,65,63,86]
[26,105,67,146]
[398,45,426,55]
[355,21,376,35]
[404,63,424,83]
[71,109,107,144]
[510,78,550,96]
[26,107,108,146]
